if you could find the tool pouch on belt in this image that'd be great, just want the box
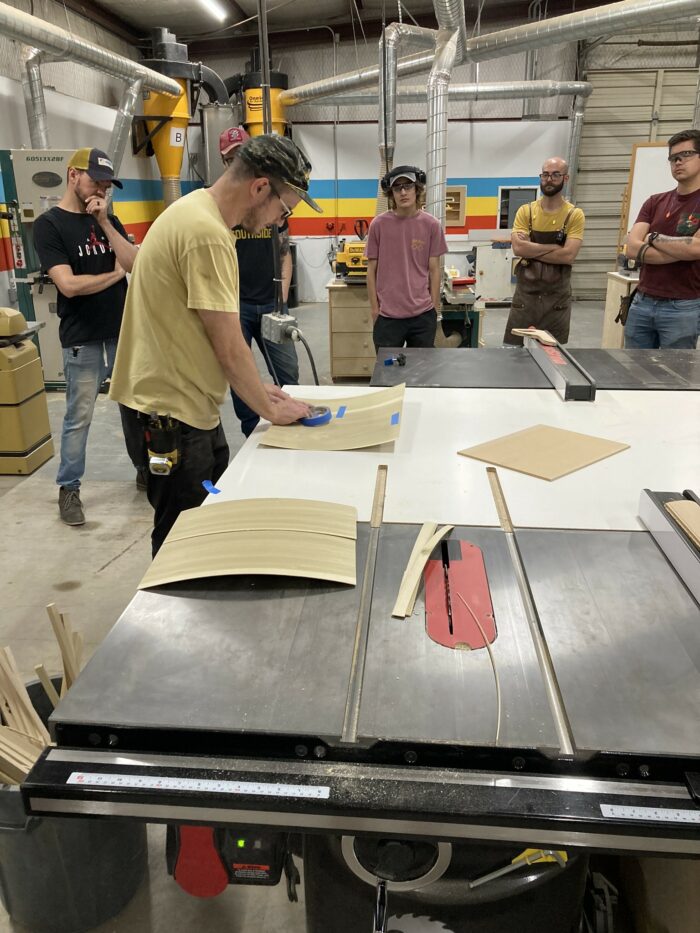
[144,415,182,476]
[615,287,637,327]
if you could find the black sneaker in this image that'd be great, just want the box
[58,487,85,525]
[135,466,148,492]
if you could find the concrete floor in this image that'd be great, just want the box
[0,300,617,932]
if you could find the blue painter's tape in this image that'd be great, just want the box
[391,412,400,425]
[202,480,221,494]
[336,405,347,419]
[301,406,332,427]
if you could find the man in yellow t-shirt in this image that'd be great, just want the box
[504,156,585,345]
[110,135,321,555]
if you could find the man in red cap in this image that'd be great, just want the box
[220,126,298,436]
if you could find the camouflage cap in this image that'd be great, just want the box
[237,133,322,213]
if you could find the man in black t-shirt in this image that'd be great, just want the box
[33,147,139,525]
[220,126,299,436]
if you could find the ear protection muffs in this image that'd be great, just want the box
[380,164,427,193]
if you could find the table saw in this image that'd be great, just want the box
[22,378,700,928]
[371,346,700,394]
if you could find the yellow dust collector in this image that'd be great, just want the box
[242,70,288,137]
[143,78,190,206]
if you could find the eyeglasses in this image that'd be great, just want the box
[668,150,699,165]
[391,182,415,193]
[539,172,564,181]
[268,180,293,220]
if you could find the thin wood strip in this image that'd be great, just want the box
[0,754,26,784]
[60,612,79,678]
[0,768,21,786]
[4,647,49,742]
[400,523,438,618]
[392,525,455,619]
[2,726,45,753]
[0,651,35,737]
[46,605,79,688]
[0,649,50,744]
[370,466,388,529]
[34,665,60,708]
[0,735,37,771]
[72,633,84,672]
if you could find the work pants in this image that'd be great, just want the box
[373,308,437,353]
[624,292,699,349]
[57,339,126,489]
[120,407,230,557]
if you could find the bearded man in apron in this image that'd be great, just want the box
[503,157,586,346]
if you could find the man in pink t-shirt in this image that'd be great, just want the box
[366,164,448,352]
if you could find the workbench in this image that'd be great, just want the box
[25,378,700,863]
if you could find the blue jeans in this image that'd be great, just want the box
[231,301,299,437]
[624,292,699,349]
[57,339,118,490]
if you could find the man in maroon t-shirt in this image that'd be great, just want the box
[626,129,700,349]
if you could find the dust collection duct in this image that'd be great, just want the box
[143,77,190,207]
[137,28,232,205]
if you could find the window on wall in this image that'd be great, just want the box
[498,187,538,229]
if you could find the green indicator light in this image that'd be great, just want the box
[237,839,246,848]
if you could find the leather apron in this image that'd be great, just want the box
[504,212,574,346]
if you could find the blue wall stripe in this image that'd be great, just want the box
[0,171,535,206]
[113,178,202,201]
[306,177,540,200]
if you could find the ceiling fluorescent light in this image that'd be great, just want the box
[198,0,229,22]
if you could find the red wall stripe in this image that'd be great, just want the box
[288,215,499,237]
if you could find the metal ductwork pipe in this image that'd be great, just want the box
[109,77,144,174]
[0,1,181,96]
[281,49,436,106]
[21,46,51,149]
[314,79,593,106]
[694,67,700,127]
[464,0,700,61]
[433,0,468,61]
[283,0,700,106]
[426,30,459,228]
[379,23,437,173]
[565,95,587,201]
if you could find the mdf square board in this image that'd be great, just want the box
[261,384,405,451]
[458,424,629,481]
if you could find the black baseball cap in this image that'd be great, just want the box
[237,134,322,213]
[67,148,123,189]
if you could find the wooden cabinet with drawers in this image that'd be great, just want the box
[327,280,376,380]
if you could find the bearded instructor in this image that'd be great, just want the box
[504,156,585,346]
[110,135,318,555]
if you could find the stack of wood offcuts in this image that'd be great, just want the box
[0,603,83,785]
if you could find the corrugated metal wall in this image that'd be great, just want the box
[573,67,698,299]
[0,0,137,108]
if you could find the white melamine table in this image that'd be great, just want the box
[209,386,699,531]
